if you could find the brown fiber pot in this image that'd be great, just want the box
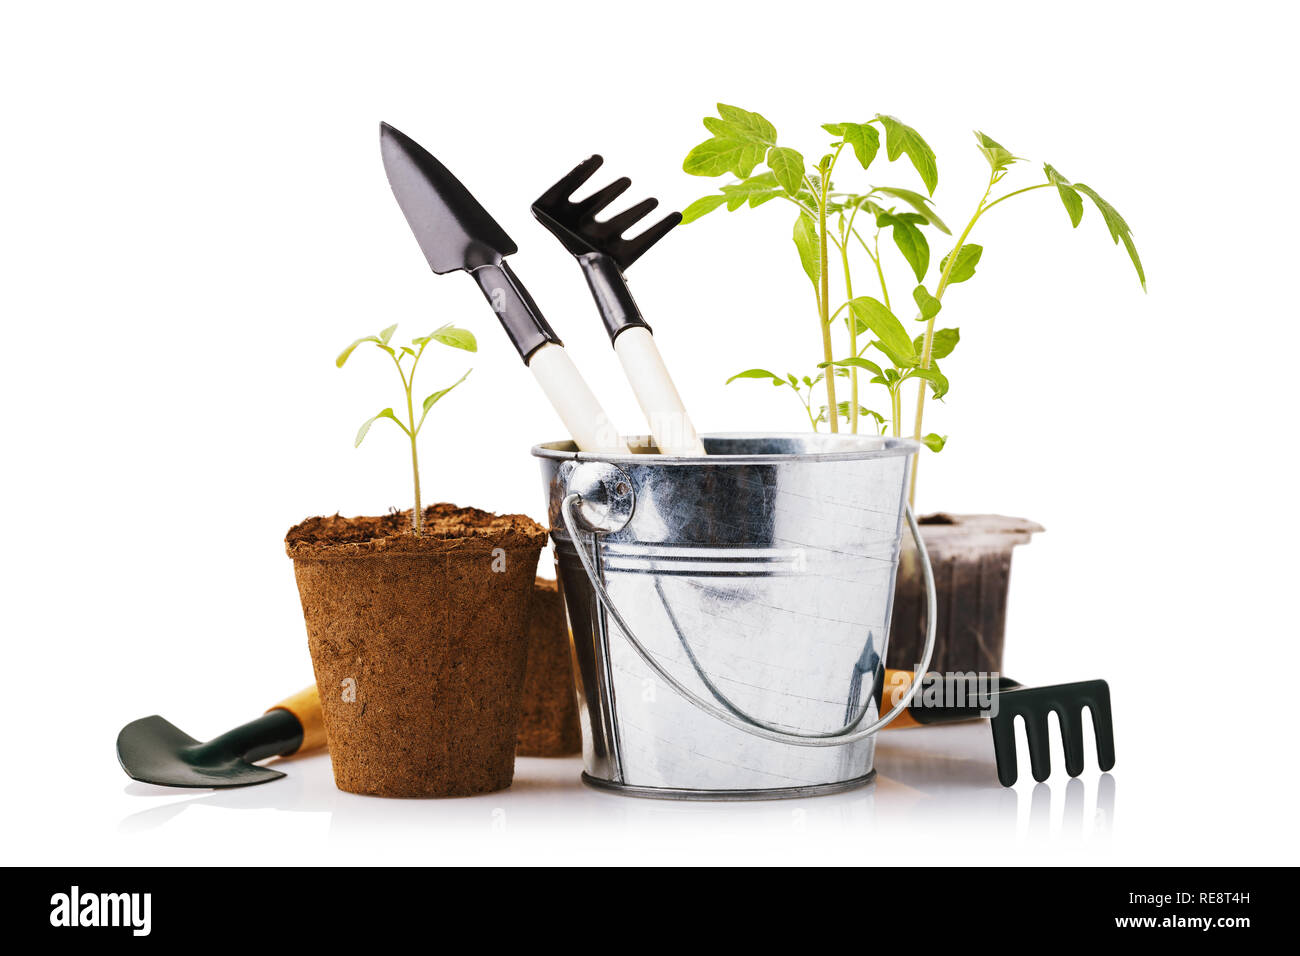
[516,578,581,757]
[887,513,1043,675]
[286,503,548,798]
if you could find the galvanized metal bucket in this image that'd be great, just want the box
[533,433,936,800]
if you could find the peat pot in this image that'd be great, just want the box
[286,504,547,797]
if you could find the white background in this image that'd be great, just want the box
[2,0,1297,865]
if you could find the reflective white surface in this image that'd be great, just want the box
[96,721,1125,865]
[3,0,1299,867]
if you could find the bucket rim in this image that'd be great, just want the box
[531,432,919,465]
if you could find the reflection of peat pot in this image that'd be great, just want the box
[517,578,582,757]
[888,514,1043,675]
[286,504,547,797]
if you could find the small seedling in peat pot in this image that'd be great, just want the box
[336,323,476,534]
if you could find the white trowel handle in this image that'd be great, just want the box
[613,327,706,456]
[528,343,626,455]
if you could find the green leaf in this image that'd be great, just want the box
[819,402,885,424]
[1044,164,1084,228]
[882,214,930,282]
[849,297,917,366]
[718,171,782,210]
[681,194,727,223]
[336,335,380,367]
[793,213,820,288]
[826,356,886,378]
[1074,183,1146,291]
[684,138,767,178]
[912,285,942,320]
[726,368,785,386]
[378,324,397,346]
[421,369,471,414]
[914,327,960,360]
[910,365,949,400]
[430,324,477,352]
[715,103,777,143]
[683,104,776,179]
[824,122,881,169]
[921,433,947,452]
[355,408,399,447]
[873,187,951,234]
[766,146,805,196]
[973,131,1022,174]
[877,115,938,195]
[940,244,983,284]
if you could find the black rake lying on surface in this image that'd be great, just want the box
[877,667,1117,787]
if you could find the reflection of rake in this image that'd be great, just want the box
[882,670,1116,787]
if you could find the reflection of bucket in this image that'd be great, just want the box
[533,434,936,800]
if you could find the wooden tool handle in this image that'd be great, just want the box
[267,686,327,755]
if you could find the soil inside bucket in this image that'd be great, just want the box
[286,503,548,798]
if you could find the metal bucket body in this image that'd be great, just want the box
[534,433,917,798]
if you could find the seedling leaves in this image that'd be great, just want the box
[823,122,881,169]
[877,115,938,194]
[767,146,806,195]
[684,104,777,178]
[1074,183,1146,291]
[793,213,821,287]
[421,369,471,415]
[355,408,399,447]
[1044,164,1084,228]
[974,131,1022,174]
[681,194,727,223]
[915,327,960,360]
[940,244,983,284]
[850,297,917,365]
[430,324,477,352]
[913,284,942,320]
[874,186,950,234]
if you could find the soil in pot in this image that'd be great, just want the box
[887,513,1043,676]
[286,503,548,798]
[516,577,582,757]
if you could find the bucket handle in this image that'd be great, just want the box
[560,493,938,748]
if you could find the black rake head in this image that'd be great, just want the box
[989,679,1115,787]
[532,155,682,271]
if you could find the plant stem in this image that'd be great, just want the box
[872,232,890,311]
[818,150,841,432]
[907,174,1002,506]
[392,346,425,534]
[403,378,422,534]
[979,182,1052,215]
[839,234,858,433]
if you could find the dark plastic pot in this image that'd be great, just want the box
[887,513,1042,675]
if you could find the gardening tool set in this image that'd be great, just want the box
[117,123,1115,799]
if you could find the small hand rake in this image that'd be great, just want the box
[881,669,1116,786]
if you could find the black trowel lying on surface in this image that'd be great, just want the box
[116,687,325,788]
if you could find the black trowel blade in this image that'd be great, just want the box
[379,121,517,274]
[116,715,286,789]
